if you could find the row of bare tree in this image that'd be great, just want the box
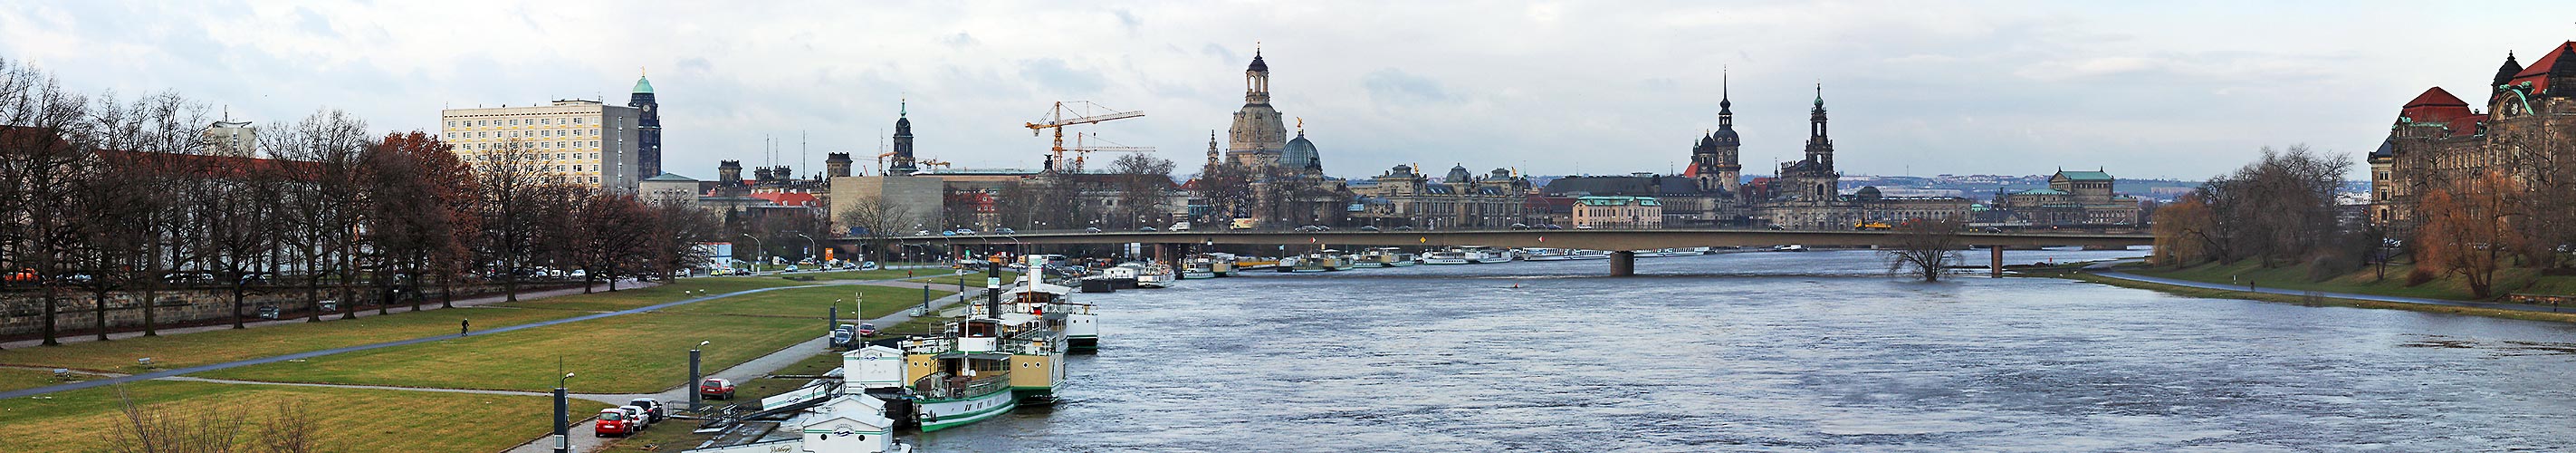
[0,57,719,347]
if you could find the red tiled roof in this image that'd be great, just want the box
[1681,163,1700,178]
[745,192,819,207]
[2399,87,2477,131]
[2508,41,2576,94]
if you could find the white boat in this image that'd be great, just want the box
[1421,249,1472,265]
[1524,248,1575,261]
[1464,246,1514,264]
[1567,249,1613,260]
[1183,253,1235,278]
[1134,263,1177,288]
[1355,247,1419,267]
[1775,244,1808,252]
[1291,250,1351,272]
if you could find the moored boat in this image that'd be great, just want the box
[1524,248,1575,261]
[1464,246,1513,264]
[1183,253,1235,278]
[1421,248,1471,265]
[1355,247,1418,267]
[1134,263,1177,288]
[1292,250,1350,272]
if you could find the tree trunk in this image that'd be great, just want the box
[232,289,248,329]
[42,285,60,345]
[439,273,455,309]
[93,290,110,342]
[141,288,157,337]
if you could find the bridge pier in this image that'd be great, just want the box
[1990,246,2005,278]
[1609,251,1635,276]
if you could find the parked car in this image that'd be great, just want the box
[915,230,933,236]
[1359,226,1380,232]
[857,323,879,336]
[594,408,637,437]
[1084,226,1103,233]
[700,378,736,400]
[996,227,1017,234]
[1170,221,1192,231]
[941,230,957,236]
[1138,226,1157,232]
[1510,223,1530,229]
[255,305,281,320]
[830,324,857,348]
[1545,224,1565,230]
[620,405,653,430]
[627,398,669,423]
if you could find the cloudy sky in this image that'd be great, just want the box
[5,1,2572,181]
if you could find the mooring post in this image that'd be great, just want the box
[1610,250,1636,276]
[1991,246,2005,278]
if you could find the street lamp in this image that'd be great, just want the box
[554,371,576,453]
[739,234,766,272]
[794,233,819,265]
[688,341,709,410]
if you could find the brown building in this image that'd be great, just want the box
[2373,41,2576,230]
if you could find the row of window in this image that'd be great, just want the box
[448,117,590,128]
[452,129,600,140]
[459,141,600,150]
[466,152,602,161]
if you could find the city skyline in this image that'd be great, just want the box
[7,2,2576,181]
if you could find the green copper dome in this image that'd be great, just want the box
[634,75,654,94]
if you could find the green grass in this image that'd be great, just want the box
[0,307,582,373]
[493,277,811,312]
[0,367,85,392]
[199,313,820,393]
[2129,259,2576,301]
[662,285,954,320]
[0,380,606,453]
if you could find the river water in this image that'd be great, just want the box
[918,249,2576,451]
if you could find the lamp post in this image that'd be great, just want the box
[688,341,708,410]
[794,233,819,265]
[739,234,766,272]
[554,371,576,453]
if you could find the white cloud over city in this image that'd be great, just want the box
[5,1,2573,180]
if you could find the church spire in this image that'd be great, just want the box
[1718,67,1734,130]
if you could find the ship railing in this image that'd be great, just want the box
[915,372,1014,400]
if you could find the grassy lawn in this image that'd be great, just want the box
[0,380,605,453]
[2129,259,2576,301]
[662,285,953,320]
[493,277,811,312]
[0,307,581,373]
[0,367,88,392]
[199,313,820,393]
[873,316,951,339]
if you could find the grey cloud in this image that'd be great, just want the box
[1016,58,1106,94]
[1362,68,1452,104]
[1113,9,1140,34]
[941,32,978,48]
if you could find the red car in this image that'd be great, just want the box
[593,408,635,437]
[699,378,735,400]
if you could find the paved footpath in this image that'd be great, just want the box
[0,281,656,350]
[2087,262,2576,315]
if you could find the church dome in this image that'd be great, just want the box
[1709,128,1739,145]
[1248,52,1269,72]
[1281,132,1321,171]
[1445,164,1472,183]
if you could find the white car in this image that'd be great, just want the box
[618,405,651,429]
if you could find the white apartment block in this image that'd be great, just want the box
[441,100,642,190]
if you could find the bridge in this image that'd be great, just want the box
[845,228,2153,276]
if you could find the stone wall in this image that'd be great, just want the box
[0,282,555,339]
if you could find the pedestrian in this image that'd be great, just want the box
[461,318,471,336]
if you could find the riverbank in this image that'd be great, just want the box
[2063,265,2576,324]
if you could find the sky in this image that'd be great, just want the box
[4,1,2573,182]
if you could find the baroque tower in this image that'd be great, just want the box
[1226,47,1289,168]
[1805,83,1834,173]
[888,100,918,176]
[630,71,663,178]
[1693,70,1744,194]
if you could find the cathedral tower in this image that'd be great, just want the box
[888,100,918,176]
[1805,83,1834,173]
[630,72,663,178]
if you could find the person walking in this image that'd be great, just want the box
[460,319,471,336]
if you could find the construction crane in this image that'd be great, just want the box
[1064,132,1154,170]
[1024,101,1144,172]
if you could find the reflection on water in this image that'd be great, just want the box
[914,249,2576,451]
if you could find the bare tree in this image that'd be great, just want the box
[1883,217,1967,282]
[0,57,97,345]
[474,139,550,301]
[838,195,914,262]
[2417,170,2521,298]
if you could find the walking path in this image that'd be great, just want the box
[0,282,654,350]
[2086,262,2576,314]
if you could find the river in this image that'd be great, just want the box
[916,248,2576,451]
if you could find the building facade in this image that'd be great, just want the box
[1990,170,2140,228]
[2372,41,2576,229]
[441,100,644,189]
[1573,196,1662,229]
[1226,49,1292,169]
[1348,164,1529,228]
